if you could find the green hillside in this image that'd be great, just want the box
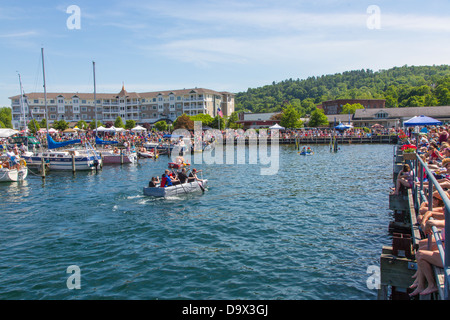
[235,65,450,116]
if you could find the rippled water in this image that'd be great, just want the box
[0,144,393,300]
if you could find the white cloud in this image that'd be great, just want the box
[0,31,38,38]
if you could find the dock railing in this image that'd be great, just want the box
[410,152,450,299]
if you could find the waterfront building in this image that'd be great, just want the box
[9,86,235,130]
[321,99,386,115]
[326,106,450,128]
[236,112,282,129]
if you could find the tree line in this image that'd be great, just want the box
[235,65,450,116]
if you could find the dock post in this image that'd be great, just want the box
[72,153,76,173]
[41,156,46,179]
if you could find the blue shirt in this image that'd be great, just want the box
[163,174,173,186]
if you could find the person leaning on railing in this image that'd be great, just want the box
[409,192,446,297]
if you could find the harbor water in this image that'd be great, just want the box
[0,144,393,300]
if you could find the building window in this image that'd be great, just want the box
[81,107,87,112]
[50,114,56,119]
[34,99,39,103]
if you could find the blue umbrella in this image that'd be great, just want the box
[403,115,442,127]
[335,123,352,130]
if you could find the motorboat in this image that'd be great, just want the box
[0,157,28,182]
[97,149,137,164]
[137,150,158,159]
[22,149,101,170]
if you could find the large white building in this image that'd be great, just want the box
[9,86,235,129]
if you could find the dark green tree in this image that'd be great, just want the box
[53,119,69,131]
[125,120,136,130]
[280,104,302,129]
[154,120,168,131]
[28,119,40,134]
[308,109,329,127]
[0,107,12,128]
[114,116,124,128]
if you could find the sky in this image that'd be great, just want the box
[1,0,450,107]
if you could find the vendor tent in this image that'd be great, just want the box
[269,123,285,130]
[403,115,442,127]
[131,125,147,131]
[0,128,19,138]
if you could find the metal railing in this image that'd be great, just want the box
[408,150,450,299]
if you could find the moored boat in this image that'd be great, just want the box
[22,149,101,170]
[0,156,28,182]
[98,149,137,164]
[0,167,28,182]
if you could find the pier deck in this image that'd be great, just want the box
[381,144,447,300]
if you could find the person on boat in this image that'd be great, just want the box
[161,169,179,187]
[178,168,189,184]
[189,168,203,182]
[7,148,20,170]
[148,176,160,187]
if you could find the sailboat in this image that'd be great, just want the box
[21,48,102,171]
[90,62,136,164]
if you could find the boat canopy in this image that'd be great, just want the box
[95,136,118,145]
[47,134,81,149]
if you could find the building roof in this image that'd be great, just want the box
[238,112,281,122]
[9,87,231,100]
[325,114,354,123]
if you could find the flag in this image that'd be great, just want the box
[217,107,223,118]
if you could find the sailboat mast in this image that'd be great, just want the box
[93,61,97,135]
[17,73,25,132]
[41,48,49,133]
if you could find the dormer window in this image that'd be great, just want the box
[376,111,388,119]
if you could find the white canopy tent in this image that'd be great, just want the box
[0,128,19,138]
[269,123,285,130]
[131,125,147,132]
[94,126,107,132]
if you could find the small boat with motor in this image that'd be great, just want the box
[0,156,28,182]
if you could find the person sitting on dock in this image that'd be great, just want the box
[390,164,413,195]
[409,212,445,296]
[417,190,447,218]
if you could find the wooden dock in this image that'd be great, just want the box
[380,145,445,300]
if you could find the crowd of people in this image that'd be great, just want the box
[389,125,449,297]
[20,125,401,148]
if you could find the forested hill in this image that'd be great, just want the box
[235,65,450,115]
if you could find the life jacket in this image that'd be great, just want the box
[160,175,167,187]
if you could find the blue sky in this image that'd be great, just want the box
[1,0,450,107]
